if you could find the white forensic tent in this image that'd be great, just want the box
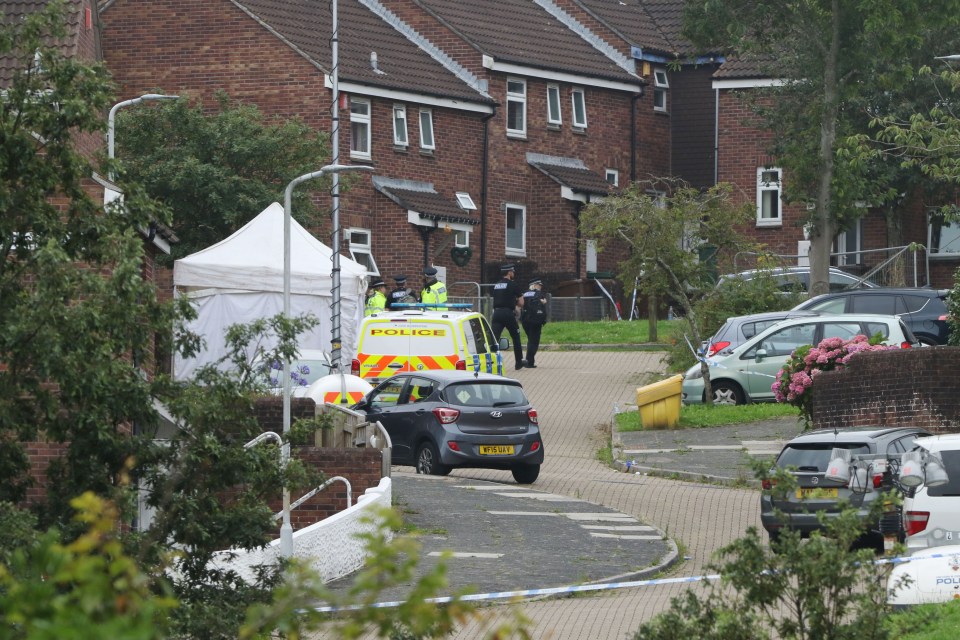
[173,202,368,380]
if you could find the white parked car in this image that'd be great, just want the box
[682,313,919,405]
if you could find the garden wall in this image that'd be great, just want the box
[811,346,960,433]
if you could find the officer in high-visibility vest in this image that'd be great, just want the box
[420,266,447,308]
[364,278,387,316]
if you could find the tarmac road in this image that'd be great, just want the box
[312,351,802,639]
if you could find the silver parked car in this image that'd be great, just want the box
[700,311,819,357]
[353,370,544,483]
[683,313,919,405]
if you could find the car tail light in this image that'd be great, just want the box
[904,511,930,536]
[873,472,883,489]
[447,441,461,452]
[761,479,777,490]
[527,408,538,425]
[708,341,731,356]
[432,407,460,424]
[530,441,541,452]
[351,359,360,376]
[455,359,466,371]
[900,341,913,349]
[939,314,949,321]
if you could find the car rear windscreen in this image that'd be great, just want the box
[777,443,870,471]
[445,382,528,407]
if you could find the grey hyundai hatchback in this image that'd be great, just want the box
[353,370,544,483]
[761,426,931,545]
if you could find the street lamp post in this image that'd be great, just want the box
[107,93,179,174]
[280,163,372,558]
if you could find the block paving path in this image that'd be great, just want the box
[315,351,782,639]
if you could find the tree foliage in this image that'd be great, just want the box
[682,0,960,295]
[115,91,331,260]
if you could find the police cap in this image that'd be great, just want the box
[529,278,542,286]
[500,263,515,273]
[370,278,386,288]
[393,275,407,284]
[423,267,438,277]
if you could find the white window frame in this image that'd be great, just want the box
[833,219,863,266]
[392,104,408,147]
[546,83,562,126]
[350,97,371,160]
[756,167,782,227]
[455,192,476,211]
[454,229,470,248]
[605,168,619,187]
[929,210,960,256]
[505,203,526,255]
[506,77,527,138]
[419,108,435,150]
[346,227,379,275]
[653,68,669,113]
[571,87,587,129]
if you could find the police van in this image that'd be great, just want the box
[351,305,503,384]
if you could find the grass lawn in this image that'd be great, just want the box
[616,401,799,431]
[540,319,682,345]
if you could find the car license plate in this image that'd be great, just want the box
[796,487,838,499]
[479,445,514,455]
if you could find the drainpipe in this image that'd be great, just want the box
[631,92,640,183]
[479,105,497,283]
[418,226,433,268]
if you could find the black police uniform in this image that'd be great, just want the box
[491,267,524,369]
[388,276,417,309]
[521,283,548,368]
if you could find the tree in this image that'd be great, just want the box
[579,179,756,403]
[682,0,960,295]
[114,92,331,260]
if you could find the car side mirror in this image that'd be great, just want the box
[354,398,370,411]
[499,337,509,351]
[755,348,767,362]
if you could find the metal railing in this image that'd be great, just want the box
[317,402,392,478]
[273,475,352,521]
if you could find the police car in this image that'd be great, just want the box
[351,304,503,384]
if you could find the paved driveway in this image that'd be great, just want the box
[315,351,777,639]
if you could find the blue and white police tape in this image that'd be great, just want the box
[312,551,950,613]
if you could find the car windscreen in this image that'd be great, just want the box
[925,450,960,497]
[444,382,528,407]
[776,443,870,471]
[362,321,457,356]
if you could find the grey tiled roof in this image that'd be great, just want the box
[415,0,638,83]
[234,0,491,103]
[528,155,610,196]
[573,0,675,56]
[0,0,86,87]
[373,178,479,225]
[640,0,692,56]
[714,55,777,80]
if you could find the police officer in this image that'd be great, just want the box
[364,278,387,316]
[388,274,418,309]
[491,263,524,370]
[420,266,447,308]
[520,277,548,368]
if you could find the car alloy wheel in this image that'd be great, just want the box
[416,441,450,476]
[710,381,744,406]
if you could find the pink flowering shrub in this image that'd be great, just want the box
[772,334,894,427]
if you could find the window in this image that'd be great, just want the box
[757,167,782,226]
[455,192,476,210]
[454,230,469,248]
[419,108,434,150]
[605,169,619,187]
[346,227,379,275]
[547,84,562,125]
[571,88,587,128]
[350,98,371,160]
[506,77,526,137]
[653,68,669,112]
[833,219,862,265]
[392,104,407,147]
[505,203,526,255]
[929,211,960,255]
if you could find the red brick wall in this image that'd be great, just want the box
[811,347,960,433]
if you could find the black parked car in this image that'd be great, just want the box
[353,370,544,484]
[793,287,951,345]
[761,426,932,546]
